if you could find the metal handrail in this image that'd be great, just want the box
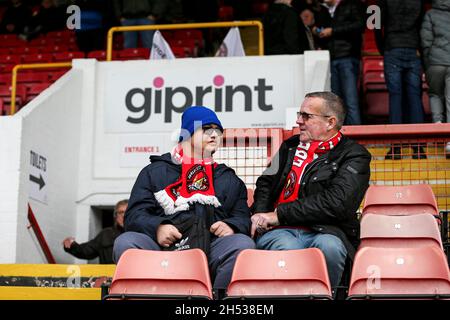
[27,203,56,264]
[106,20,264,61]
[11,62,72,115]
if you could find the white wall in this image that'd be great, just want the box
[0,116,22,263]
[0,54,329,263]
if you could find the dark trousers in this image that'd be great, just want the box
[384,48,425,124]
[113,231,255,290]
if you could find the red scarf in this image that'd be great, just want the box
[276,132,342,206]
[155,145,221,215]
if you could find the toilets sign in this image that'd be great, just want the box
[29,150,48,204]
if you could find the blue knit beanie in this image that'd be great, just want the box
[179,106,223,142]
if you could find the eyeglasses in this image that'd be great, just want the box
[202,125,223,136]
[297,111,331,121]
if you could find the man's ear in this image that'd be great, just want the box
[328,116,337,130]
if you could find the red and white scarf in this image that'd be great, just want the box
[276,132,342,206]
[155,145,221,215]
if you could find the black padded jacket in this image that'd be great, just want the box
[252,134,371,259]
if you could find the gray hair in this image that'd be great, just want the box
[305,91,346,129]
[114,199,128,216]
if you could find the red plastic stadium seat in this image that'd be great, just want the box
[363,58,384,74]
[22,53,54,63]
[87,50,107,61]
[16,72,48,84]
[0,98,4,115]
[25,82,51,103]
[348,246,450,299]
[15,46,40,55]
[218,6,234,21]
[173,29,203,40]
[53,51,85,62]
[40,44,70,53]
[362,184,439,217]
[106,249,213,299]
[47,69,68,81]
[0,54,21,66]
[0,86,24,113]
[359,213,443,250]
[171,46,186,58]
[226,249,332,299]
[0,47,10,55]
[117,48,150,60]
[0,73,11,85]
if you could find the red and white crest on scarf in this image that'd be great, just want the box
[277,132,342,205]
[155,145,221,215]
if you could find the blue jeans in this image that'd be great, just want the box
[121,18,155,49]
[113,231,255,290]
[256,228,347,288]
[331,57,361,125]
[384,48,425,124]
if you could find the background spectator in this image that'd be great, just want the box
[421,0,450,122]
[0,0,31,34]
[62,199,127,264]
[112,0,160,49]
[421,0,450,157]
[375,0,426,159]
[263,0,309,55]
[320,0,365,125]
[19,0,65,41]
[74,0,106,53]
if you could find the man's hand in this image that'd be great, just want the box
[319,28,333,38]
[210,221,234,237]
[62,237,75,249]
[251,212,280,238]
[156,224,182,247]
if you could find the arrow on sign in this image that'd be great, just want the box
[29,174,45,190]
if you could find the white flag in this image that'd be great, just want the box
[150,30,175,60]
[215,27,246,57]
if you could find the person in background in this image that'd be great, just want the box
[62,199,127,264]
[320,0,365,125]
[375,0,427,159]
[263,0,310,55]
[421,0,450,158]
[0,0,31,34]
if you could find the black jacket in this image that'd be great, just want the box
[328,0,365,59]
[253,135,371,259]
[263,3,309,55]
[375,0,425,54]
[64,225,123,264]
[125,153,251,241]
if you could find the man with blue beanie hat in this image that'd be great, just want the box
[114,106,254,297]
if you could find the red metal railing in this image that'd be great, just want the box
[27,203,56,264]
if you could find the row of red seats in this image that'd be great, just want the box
[104,184,450,300]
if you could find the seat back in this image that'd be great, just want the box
[227,249,332,299]
[359,213,443,250]
[362,184,439,216]
[348,246,450,299]
[107,249,212,299]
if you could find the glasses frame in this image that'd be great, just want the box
[297,111,332,121]
[202,125,223,136]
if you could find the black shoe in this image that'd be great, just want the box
[412,146,427,160]
[385,146,402,160]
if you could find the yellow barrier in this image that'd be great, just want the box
[107,20,264,61]
[0,264,115,300]
[11,62,72,115]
